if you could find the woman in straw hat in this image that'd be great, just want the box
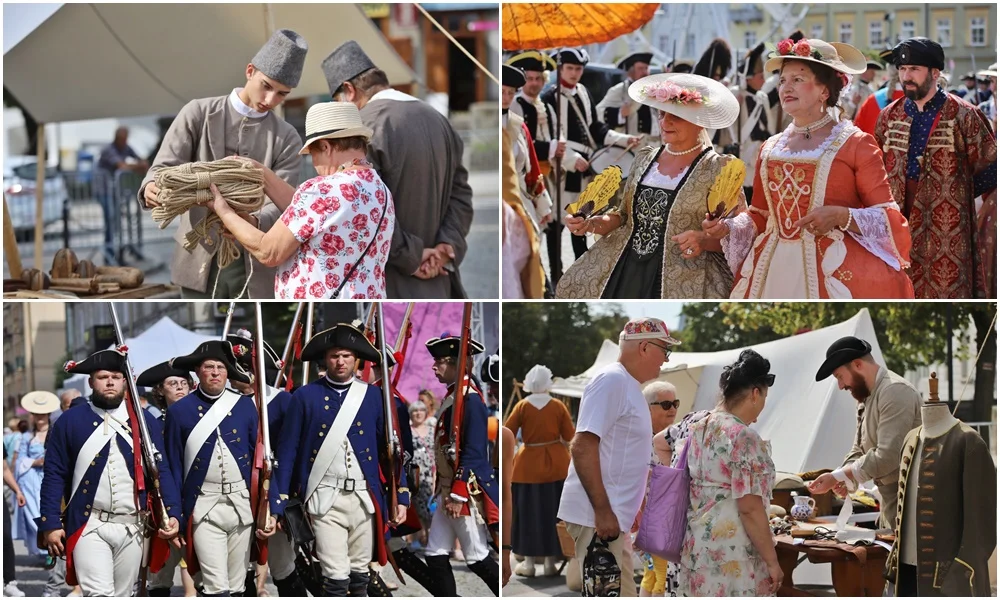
[206,101,395,299]
[10,391,59,566]
[707,38,915,299]
[556,73,746,299]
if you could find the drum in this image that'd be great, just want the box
[589,146,634,178]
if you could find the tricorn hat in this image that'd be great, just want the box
[65,349,128,376]
[425,334,485,360]
[815,336,873,381]
[481,354,500,384]
[251,29,309,88]
[550,47,590,66]
[322,40,377,97]
[227,330,283,372]
[667,59,694,74]
[301,323,381,364]
[742,42,767,76]
[506,50,557,73]
[617,51,654,72]
[502,64,526,89]
[136,361,191,387]
[171,341,251,385]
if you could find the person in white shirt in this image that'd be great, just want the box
[557,317,680,597]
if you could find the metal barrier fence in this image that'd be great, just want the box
[8,168,178,271]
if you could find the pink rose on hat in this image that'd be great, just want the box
[776,39,794,55]
[793,40,812,57]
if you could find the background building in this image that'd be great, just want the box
[3,303,67,417]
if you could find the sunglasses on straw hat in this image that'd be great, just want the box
[299,102,374,155]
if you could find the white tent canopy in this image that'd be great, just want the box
[62,316,215,395]
[3,3,416,123]
[550,309,885,474]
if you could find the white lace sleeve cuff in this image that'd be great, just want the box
[847,205,904,271]
[721,212,756,275]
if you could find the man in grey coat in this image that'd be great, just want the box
[809,336,922,529]
[322,41,474,299]
[138,30,308,299]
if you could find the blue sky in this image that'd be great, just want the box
[601,302,685,331]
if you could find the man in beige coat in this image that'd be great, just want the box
[138,30,307,299]
[809,336,922,528]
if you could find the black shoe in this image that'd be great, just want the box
[148,588,172,597]
[366,568,391,597]
[392,548,440,595]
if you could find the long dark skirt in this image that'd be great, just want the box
[511,480,565,557]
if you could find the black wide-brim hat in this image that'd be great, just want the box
[227,332,282,371]
[64,349,128,376]
[426,335,485,360]
[815,336,873,381]
[171,341,251,384]
[301,323,381,364]
[136,361,191,387]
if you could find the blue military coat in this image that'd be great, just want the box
[271,377,409,560]
[263,385,293,449]
[164,388,258,531]
[36,400,182,582]
[438,382,499,519]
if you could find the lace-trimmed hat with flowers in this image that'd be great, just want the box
[627,73,739,130]
[763,38,867,76]
[619,317,681,347]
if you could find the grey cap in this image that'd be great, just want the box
[251,29,309,88]
[322,40,377,96]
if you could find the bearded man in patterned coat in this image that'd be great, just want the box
[874,37,997,299]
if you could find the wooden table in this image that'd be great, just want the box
[3,283,178,299]
[775,534,890,597]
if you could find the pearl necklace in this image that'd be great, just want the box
[791,114,833,139]
[663,142,706,156]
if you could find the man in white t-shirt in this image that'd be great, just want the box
[557,317,680,597]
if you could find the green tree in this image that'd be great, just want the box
[675,303,783,351]
[501,302,629,402]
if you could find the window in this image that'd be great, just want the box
[900,20,916,41]
[839,22,853,44]
[970,16,986,46]
[811,24,824,39]
[869,21,883,47]
[936,18,952,47]
[744,30,757,51]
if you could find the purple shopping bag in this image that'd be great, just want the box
[633,437,691,563]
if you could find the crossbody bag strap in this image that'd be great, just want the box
[334,183,389,299]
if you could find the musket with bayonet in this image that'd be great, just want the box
[451,303,474,461]
[301,302,314,384]
[249,302,274,566]
[221,301,237,338]
[375,304,407,583]
[274,303,306,389]
[109,303,173,595]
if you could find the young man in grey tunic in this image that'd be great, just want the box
[138,30,307,299]
[322,41,475,299]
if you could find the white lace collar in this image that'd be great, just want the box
[229,88,268,119]
[771,119,852,159]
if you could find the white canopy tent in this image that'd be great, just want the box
[62,316,215,396]
[550,309,884,474]
[3,3,416,123]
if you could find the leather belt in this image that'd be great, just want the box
[200,480,248,495]
[323,476,367,492]
[93,509,141,525]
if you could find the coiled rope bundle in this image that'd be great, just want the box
[151,158,265,269]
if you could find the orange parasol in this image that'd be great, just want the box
[502,3,660,51]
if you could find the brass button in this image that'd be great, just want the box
[85,480,90,485]
[310,458,315,463]
[356,421,361,426]
[41,516,46,521]
[84,511,89,516]
[368,456,372,461]
[228,412,232,416]
[91,461,96,466]
[83,489,88,494]
[93,422,99,426]
[358,430,363,435]
[325,396,330,401]
[312,449,318,455]
[233,429,238,434]
[322,424,327,429]
[237,438,241,442]
[319,432,324,437]
[325,405,330,410]
[86,504,91,509]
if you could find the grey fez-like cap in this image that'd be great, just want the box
[322,40,377,96]
[251,29,309,88]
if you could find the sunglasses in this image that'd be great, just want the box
[758,374,776,387]
[650,400,680,410]
[645,340,672,359]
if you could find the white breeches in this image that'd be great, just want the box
[312,490,373,580]
[74,520,144,597]
[192,497,253,595]
[424,493,491,563]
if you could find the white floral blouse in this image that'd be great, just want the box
[677,411,776,597]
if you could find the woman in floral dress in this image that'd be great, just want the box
[677,350,780,597]
[409,400,436,543]
[208,102,394,299]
